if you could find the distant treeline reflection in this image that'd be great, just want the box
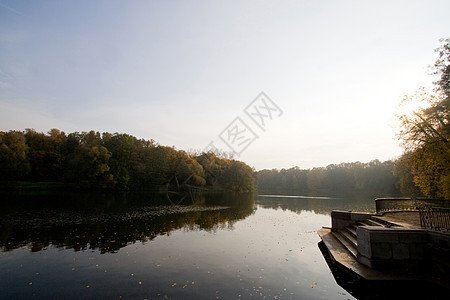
[257,194,377,215]
[0,192,255,253]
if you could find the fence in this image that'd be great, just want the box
[419,206,450,232]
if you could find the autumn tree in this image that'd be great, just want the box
[0,129,256,192]
[396,38,450,199]
[221,160,255,192]
[196,152,228,187]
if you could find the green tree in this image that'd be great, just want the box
[196,152,228,187]
[307,167,327,194]
[128,138,160,188]
[221,160,254,192]
[394,152,423,197]
[166,149,205,187]
[24,128,66,181]
[103,133,135,189]
[0,131,30,180]
[0,128,257,192]
[65,131,113,188]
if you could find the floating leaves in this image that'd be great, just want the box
[2,196,341,299]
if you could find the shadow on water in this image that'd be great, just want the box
[0,191,255,253]
[318,240,448,300]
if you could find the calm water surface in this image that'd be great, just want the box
[0,192,377,299]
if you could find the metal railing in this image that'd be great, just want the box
[419,206,450,232]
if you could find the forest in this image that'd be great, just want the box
[0,129,255,192]
[256,160,401,196]
[0,128,404,196]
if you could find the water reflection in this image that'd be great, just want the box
[0,192,255,253]
[257,193,377,215]
[0,192,357,300]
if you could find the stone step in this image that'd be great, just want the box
[359,218,385,227]
[371,216,402,228]
[345,225,357,238]
[331,230,358,258]
[339,228,358,247]
[318,228,436,288]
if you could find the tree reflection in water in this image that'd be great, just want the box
[256,193,377,215]
[0,192,255,253]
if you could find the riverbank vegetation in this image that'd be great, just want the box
[0,130,254,192]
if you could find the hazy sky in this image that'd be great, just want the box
[1,1,449,170]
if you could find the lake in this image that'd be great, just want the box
[0,191,378,299]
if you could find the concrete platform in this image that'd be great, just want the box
[318,227,449,299]
[318,227,421,281]
[375,211,421,228]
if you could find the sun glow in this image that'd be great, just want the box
[397,87,435,118]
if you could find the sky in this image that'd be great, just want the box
[1,0,449,171]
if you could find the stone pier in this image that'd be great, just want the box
[318,198,450,299]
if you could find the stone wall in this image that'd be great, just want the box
[357,226,450,270]
[331,210,373,231]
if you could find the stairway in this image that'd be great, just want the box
[331,224,358,257]
[331,216,393,258]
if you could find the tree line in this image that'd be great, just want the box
[256,160,400,196]
[0,129,255,192]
